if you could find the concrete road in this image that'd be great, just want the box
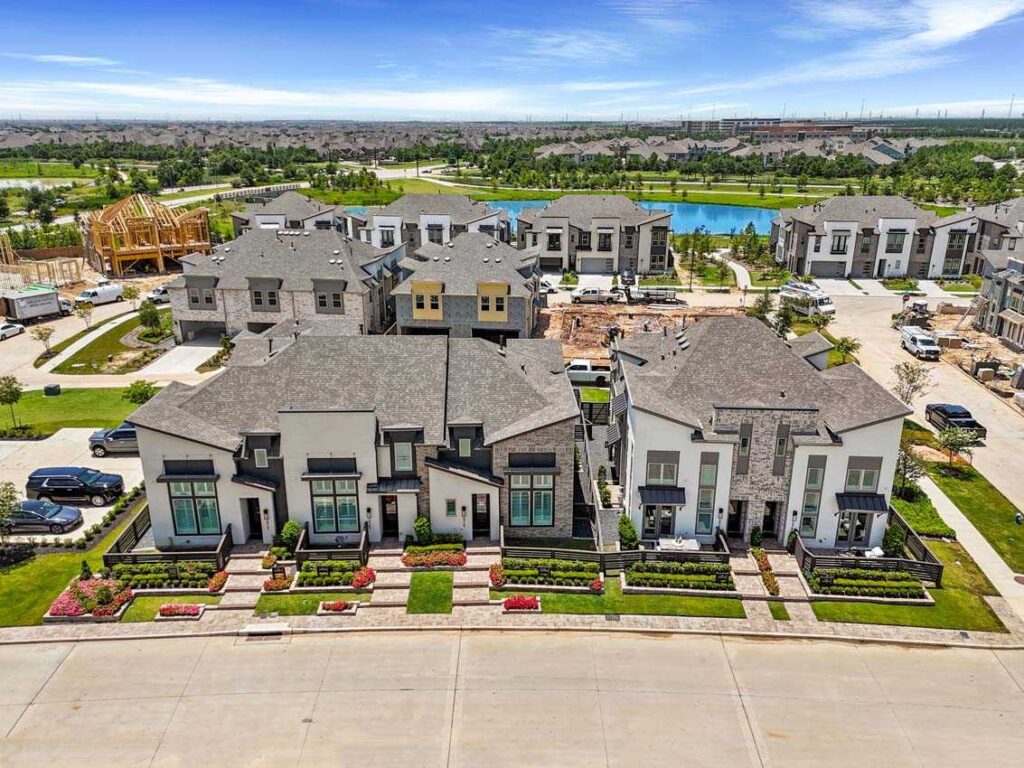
[831,295,1024,515]
[0,631,1021,767]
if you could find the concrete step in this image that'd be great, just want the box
[219,591,261,609]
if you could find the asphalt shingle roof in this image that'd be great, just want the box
[375,194,504,226]
[391,233,536,298]
[781,196,937,232]
[243,190,336,222]
[516,195,670,228]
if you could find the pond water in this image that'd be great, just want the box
[342,199,777,235]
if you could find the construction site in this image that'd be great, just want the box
[82,194,212,277]
[539,303,744,362]
[0,231,83,291]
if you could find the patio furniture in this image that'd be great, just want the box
[658,536,700,552]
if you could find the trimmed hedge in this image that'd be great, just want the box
[504,570,595,587]
[626,561,735,591]
[628,561,731,576]
[111,561,218,590]
[296,560,361,587]
[807,568,925,599]
[405,543,465,555]
[501,557,600,573]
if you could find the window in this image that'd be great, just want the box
[885,232,907,254]
[830,234,848,254]
[266,290,278,307]
[169,481,220,536]
[916,235,927,253]
[800,462,825,537]
[646,460,677,485]
[813,236,821,253]
[495,296,505,312]
[845,467,879,492]
[252,290,263,306]
[480,295,490,312]
[509,473,554,526]
[381,227,395,247]
[699,463,716,486]
[393,442,414,473]
[578,232,591,250]
[696,488,714,535]
[311,478,359,533]
[429,295,439,311]
[253,448,268,469]
[738,435,750,456]
[1009,238,1018,251]
[531,233,539,247]
[860,235,872,254]
[598,232,613,252]
[188,288,201,306]
[415,294,425,310]
[202,288,214,306]
[427,225,443,244]
[316,292,343,312]
[775,436,787,457]
[547,232,561,251]
[458,438,471,458]
[446,499,457,517]
[624,233,634,248]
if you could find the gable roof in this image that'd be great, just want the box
[374,194,504,226]
[243,191,336,222]
[516,194,669,229]
[780,196,937,232]
[391,233,536,298]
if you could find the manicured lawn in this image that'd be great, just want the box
[903,419,938,449]
[299,187,403,206]
[254,591,372,615]
[638,273,684,287]
[579,387,610,403]
[53,308,170,374]
[0,388,137,435]
[768,601,790,621]
[34,310,134,368]
[926,462,1024,573]
[121,595,221,623]
[811,539,1005,633]
[881,278,921,293]
[791,321,848,368]
[0,500,147,627]
[890,486,956,539]
[407,571,453,614]
[748,268,790,288]
[938,275,981,293]
[494,578,746,618]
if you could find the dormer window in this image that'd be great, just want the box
[381,227,395,247]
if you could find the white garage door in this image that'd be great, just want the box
[579,257,614,274]
[809,261,846,278]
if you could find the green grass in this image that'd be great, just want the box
[121,595,221,623]
[890,486,957,539]
[925,462,1024,573]
[53,308,170,374]
[902,419,938,449]
[0,160,99,179]
[579,387,610,403]
[748,269,790,288]
[299,187,403,206]
[638,273,684,287]
[407,571,453,614]
[768,601,790,621]
[33,310,135,368]
[881,278,921,293]
[253,591,373,615]
[0,388,136,435]
[689,261,735,287]
[790,322,848,367]
[0,500,147,627]
[937,275,982,293]
[495,578,746,618]
[811,539,1005,633]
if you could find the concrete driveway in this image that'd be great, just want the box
[0,429,142,543]
[1,632,1022,767]
[576,274,614,290]
[139,335,220,376]
[831,295,1024,513]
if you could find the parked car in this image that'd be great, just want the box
[900,326,940,361]
[145,286,171,304]
[619,269,636,286]
[925,403,988,441]
[88,423,138,457]
[25,467,125,507]
[570,287,618,304]
[538,278,557,294]
[565,358,611,386]
[1,499,83,535]
[74,283,124,306]
[0,322,25,340]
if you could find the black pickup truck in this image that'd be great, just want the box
[925,403,988,442]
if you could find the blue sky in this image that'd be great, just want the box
[1,0,1022,120]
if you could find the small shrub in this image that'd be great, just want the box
[750,526,763,547]
[351,566,376,589]
[208,571,228,593]
[275,520,301,554]
[413,516,433,545]
[618,515,639,550]
[882,524,906,558]
[589,578,603,592]
[159,603,201,617]
[321,600,349,612]
[263,576,290,592]
[489,563,506,587]
[261,553,278,570]
[503,595,539,611]
[80,560,93,581]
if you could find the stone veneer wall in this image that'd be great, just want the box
[414,445,440,518]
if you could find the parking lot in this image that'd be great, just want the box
[0,429,142,542]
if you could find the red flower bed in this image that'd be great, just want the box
[503,595,539,611]
[750,547,780,596]
[159,603,202,617]
[351,566,376,589]
[401,551,468,568]
[589,578,604,592]
[263,576,290,592]
[489,563,506,587]
[48,578,133,618]
[321,600,349,613]
[208,571,228,593]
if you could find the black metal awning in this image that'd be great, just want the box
[367,477,422,493]
[605,422,621,446]
[610,391,629,417]
[835,492,888,514]
[231,473,278,491]
[638,486,687,505]
[156,473,220,483]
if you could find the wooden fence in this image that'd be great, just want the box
[103,510,234,570]
[294,523,369,566]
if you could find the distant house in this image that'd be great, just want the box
[516,194,672,274]
[392,233,540,343]
[230,190,343,238]
[356,194,509,250]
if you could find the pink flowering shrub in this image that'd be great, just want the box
[48,578,133,618]
[589,578,604,592]
[321,600,349,612]
[159,603,202,617]
[503,595,539,611]
[351,566,376,589]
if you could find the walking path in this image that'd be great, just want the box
[39,309,140,373]
[708,248,752,290]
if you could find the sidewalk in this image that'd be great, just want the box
[708,249,751,290]
[40,309,140,373]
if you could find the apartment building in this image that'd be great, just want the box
[608,317,909,548]
[357,194,509,250]
[771,196,979,279]
[168,227,404,342]
[976,256,1024,349]
[127,335,579,547]
[392,233,540,342]
[516,195,672,274]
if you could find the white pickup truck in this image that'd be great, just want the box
[900,326,941,361]
[570,287,619,304]
[565,359,611,386]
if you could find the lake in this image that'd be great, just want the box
[343,199,777,234]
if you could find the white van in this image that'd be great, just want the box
[900,326,940,361]
[75,283,124,306]
[779,285,835,316]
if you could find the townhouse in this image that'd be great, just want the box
[973,198,1024,346]
[607,316,910,549]
[231,190,343,238]
[516,195,672,274]
[356,194,510,250]
[771,195,980,279]
[392,233,540,342]
[127,334,579,547]
[168,227,404,342]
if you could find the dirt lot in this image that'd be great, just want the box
[538,304,744,362]
[928,310,1024,397]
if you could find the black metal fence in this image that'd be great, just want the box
[294,523,369,566]
[103,509,234,571]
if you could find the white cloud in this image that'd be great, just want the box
[2,53,119,67]
[492,29,634,66]
[560,80,664,92]
[605,0,698,33]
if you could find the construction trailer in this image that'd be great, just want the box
[82,194,212,277]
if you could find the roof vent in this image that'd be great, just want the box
[433,256,440,262]
[447,242,454,248]
[444,256,451,262]
[483,257,489,263]
[495,257,502,263]
[328,259,336,265]
[304,231,310,236]
[224,247,231,252]
[332,249,340,255]
[780,390,787,399]
[486,242,494,248]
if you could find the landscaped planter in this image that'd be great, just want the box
[796,569,935,606]
[500,595,542,613]
[618,572,743,599]
[266,568,376,594]
[401,546,467,569]
[44,578,134,623]
[490,559,604,593]
[315,600,360,616]
[154,604,208,621]
[44,600,132,624]
[130,586,227,597]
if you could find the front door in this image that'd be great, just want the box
[835,511,872,548]
[642,505,674,538]
[761,502,779,540]
[726,501,745,538]
[244,498,263,541]
[472,494,490,539]
[876,259,886,278]
[380,496,399,538]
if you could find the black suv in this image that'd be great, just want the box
[25,467,124,507]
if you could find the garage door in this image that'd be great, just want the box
[809,261,846,278]
[539,257,563,270]
[579,257,614,274]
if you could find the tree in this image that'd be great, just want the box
[30,325,55,355]
[0,376,22,429]
[809,313,833,331]
[775,302,795,337]
[122,284,140,309]
[748,290,774,323]
[891,360,933,407]
[123,380,158,405]
[0,193,9,220]
[75,302,94,329]
[832,336,861,363]
[0,481,19,543]
[894,440,925,497]
[138,300,161,330]
[937,427,975,466]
